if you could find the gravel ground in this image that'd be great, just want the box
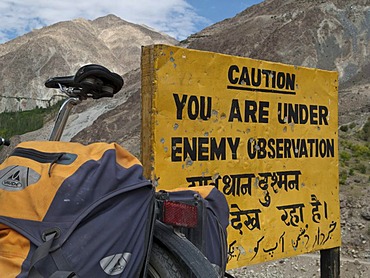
[228,253,370,278]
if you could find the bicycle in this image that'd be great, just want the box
[0,64,227,277]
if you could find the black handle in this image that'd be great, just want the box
[0,137,10,146]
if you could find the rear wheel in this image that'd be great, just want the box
[149,221,219,278]
[147,241,188,278]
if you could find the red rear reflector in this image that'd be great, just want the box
[163,201,198,228]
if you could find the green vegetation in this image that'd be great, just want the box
[339,169,348,185]
[339,125,349,132]
[0,101,63,139]
[339,117,370,186]
[360,117,370,142]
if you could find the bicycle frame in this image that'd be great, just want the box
[48,97,80,141]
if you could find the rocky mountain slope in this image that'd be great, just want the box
[0,14,176,113]
[0,0,369,276]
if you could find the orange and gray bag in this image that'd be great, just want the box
[0,141,155,277]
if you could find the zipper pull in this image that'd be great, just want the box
[48,153,64,177]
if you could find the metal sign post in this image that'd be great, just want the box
[321,247,340,278]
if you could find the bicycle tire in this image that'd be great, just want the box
[147,241,187,278]
[152,221,219,278]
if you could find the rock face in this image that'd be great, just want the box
[0,14,177,113]
[181,0,370,125]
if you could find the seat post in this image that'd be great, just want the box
[48,98,80,141]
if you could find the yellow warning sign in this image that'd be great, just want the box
[141,44,340,269]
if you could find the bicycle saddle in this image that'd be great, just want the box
[45,64,124,99]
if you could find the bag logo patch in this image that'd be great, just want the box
[0,166,40,191]
[3,170,22,188]
[100,253,132,275]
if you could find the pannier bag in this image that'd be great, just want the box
[157,186,229,275]
[0,141,154,277]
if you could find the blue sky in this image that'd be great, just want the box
[0,0,263,44]
[189,0,262,24]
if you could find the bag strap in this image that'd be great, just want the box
[49,271,77,278]
[28,231,77,278]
